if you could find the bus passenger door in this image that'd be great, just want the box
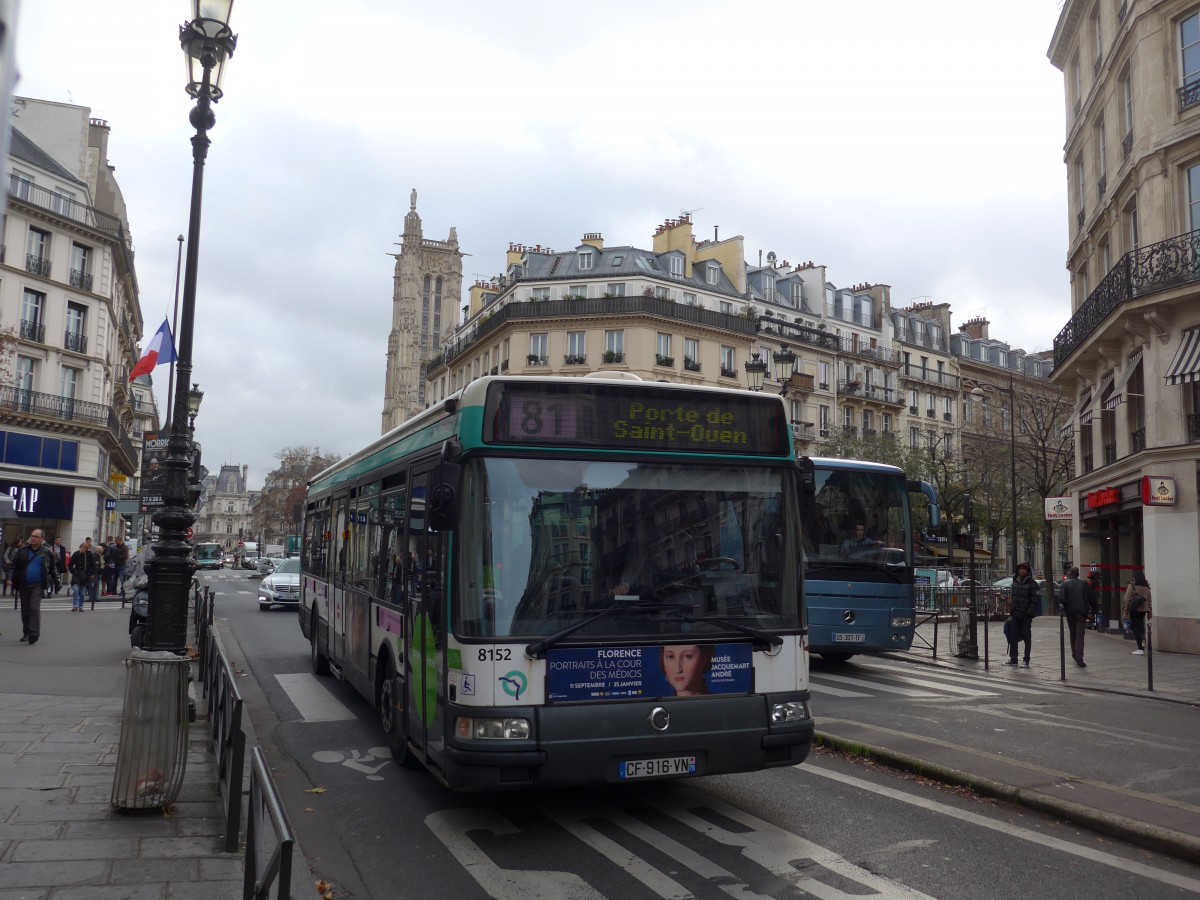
[405,470,449,766]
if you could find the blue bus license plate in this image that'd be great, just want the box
[834,633,866,643]
[619,756,697,780]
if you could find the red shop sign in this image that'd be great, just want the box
[1086,487,1122,509]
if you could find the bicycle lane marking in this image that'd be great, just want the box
[802,762,1200,894]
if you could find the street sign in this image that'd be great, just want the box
[186,526,194,541]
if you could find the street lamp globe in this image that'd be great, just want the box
[744,352,767,392]
[186,383,204,421]
[773,345,797,384]
[181,0,237,101]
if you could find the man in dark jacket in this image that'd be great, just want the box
[1059,566,1099,667]
[1007,562,1041,667]
[11,530,61,644]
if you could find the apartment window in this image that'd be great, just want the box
[531,287,550,301]
[943,396,953,417]
[719,300,732,315]
[670,255,683,276]
[26,227,50,277]
[1189,165,1200,232]
[51,187,75,217]
[567,331,585,358]
[60,366,79,408]
[1126,199,1139,249]
[1092,6,1102,68]
[1075,156,1086,214]
[926,392,936,413]
[1071,53,1082,113]
[656,333,672,358]
[1184,13,1200,89]
[1122,71,1133,138]
[65,302,87,354]
[653,285,669,299]
[1096,118,1107,183]
[819,361,830,387]
[909,388,919,409]
[843,406,853,428]
[16,356,34,393]
[720,346,735,373]
[683,292,696,305]
[20,288,44,343]
[529,333,547,363]
[862,410,874,431]
[578,250,593,271]
[895,317,907,340]
[568,284,587,299]
[882,413,892,433]
[605,330,624,354]
[706,263,719,285]
[819,405,830,432]
[70,243,93,292]
[943,432,953,455]
[791,282,803,306]
[684,338,699,366]
[606,283,626,297]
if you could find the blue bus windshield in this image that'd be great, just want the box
[802,468,910,570]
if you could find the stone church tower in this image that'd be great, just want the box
[381,190,463,432]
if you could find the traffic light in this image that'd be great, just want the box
[123,519,133,540]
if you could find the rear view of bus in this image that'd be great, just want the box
[300,375,814,791]
[802,458,938,661]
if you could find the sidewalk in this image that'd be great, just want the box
[0,595,243,898]
[817,615,1200,862]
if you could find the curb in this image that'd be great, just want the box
[814,729,1200,864]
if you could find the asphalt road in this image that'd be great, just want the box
[198,568,1200,899]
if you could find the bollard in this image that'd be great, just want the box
[111,649,190,811]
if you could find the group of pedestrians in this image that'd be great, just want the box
[1004,560,1153,667]
[2,533,132,645]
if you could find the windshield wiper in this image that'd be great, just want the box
[681,613,784,651]
[524,602,688,659]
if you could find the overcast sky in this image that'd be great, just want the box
[14,1,1069,489]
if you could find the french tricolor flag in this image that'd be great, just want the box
[129,318,178,381]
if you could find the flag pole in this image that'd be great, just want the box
[164,234,185,430]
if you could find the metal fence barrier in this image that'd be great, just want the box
[206,628,246,853]
[243,745,297,900]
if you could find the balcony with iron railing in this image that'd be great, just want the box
[426,295,757,373]
[789,421,815,441]
[19,319,44,343]
[1055,227,1200,367]
[755,318,840,352]
[840,338,899,365]
[63,330,88,354]
[1180,80,1200,113]
[69,268,93,292]
[0,384,136,468]
[1122,130,1133,160]
[1083,453,1094,474]
[899,367,960,390]
[25,253,51,277]
[8,174,126,239]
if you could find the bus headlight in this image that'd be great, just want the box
[771,701,810,724]
[891,615,914,628]
[455,717,531,740]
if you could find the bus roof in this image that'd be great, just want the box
[807,457,906,476]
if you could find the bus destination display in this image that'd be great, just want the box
[484,382,788,455]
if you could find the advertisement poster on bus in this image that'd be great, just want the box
[139,430,169,512]
[546,643,752,702]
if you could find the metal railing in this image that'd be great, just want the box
[25,253,51,277]
[69,268,93,291]
[243,747,296,900]
[19,319,44,343]
[64,330,88,354]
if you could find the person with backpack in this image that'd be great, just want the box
[1124,571,1153,654]
[1006,562,1041,667]
[11,530,61,644]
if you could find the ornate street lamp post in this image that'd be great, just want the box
[144,2,236,652]
[744,352,767,392]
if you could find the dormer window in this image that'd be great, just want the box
[706,262,719,285]
[670,255,683,276]
[578,250,593,271]
[763,274,775,299]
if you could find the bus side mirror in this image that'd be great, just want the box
[428,461,462,531]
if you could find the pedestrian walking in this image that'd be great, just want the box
[100,537,117,595]
[1059,566,1099,667]
[1124,571,1153,654]
[113,537,130,597]
[1006,562,1040,667]
[11,530,60,644]
[67,541,100,612]
[2,539,20,596]
[51,538,69,595]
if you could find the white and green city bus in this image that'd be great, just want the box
[298,374,814,791]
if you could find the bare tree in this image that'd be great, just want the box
[253,446,341,544]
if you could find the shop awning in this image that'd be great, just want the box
[1104,349,1143,410]
[1094,371,1115,418]
[1164,327,1200,386]
[926,545,994,560]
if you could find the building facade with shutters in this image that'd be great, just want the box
[194,464,255,549]
[0,99,145,548]
[1050,0,1200,651]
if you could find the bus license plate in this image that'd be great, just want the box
[834,633,866,643]
[619,756,697,780]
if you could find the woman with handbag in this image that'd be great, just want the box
[1124,571,1152,654]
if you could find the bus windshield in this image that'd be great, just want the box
[802,467,910,569]
[457,457,800,640]
[195,543,221,561]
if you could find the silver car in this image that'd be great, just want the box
[256,555,283,576]
[258,558,300,610]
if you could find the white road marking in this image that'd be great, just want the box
[426,809,604,899]
[810,673,938,698]
[857,661,1059,695]
[845,673,996,698]
[275,673,356,722]
[802,762,1200,893]
[808,682,873,697]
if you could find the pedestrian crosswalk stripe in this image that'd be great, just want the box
[275,673,356,722]
[811,672,939,698]
[857,660,1059,696]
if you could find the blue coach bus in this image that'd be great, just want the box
[801,457,939,661]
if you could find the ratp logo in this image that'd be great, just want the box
[499,671,527,701]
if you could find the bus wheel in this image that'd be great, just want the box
[378,659,417,768]
[310,611,329,676]
[820,651,855,663]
